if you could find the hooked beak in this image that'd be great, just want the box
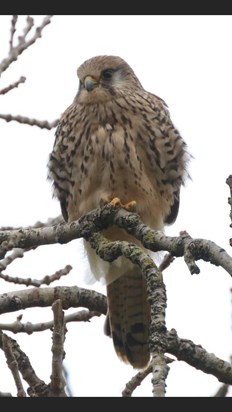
[84,75,98,92]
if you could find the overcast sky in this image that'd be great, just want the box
[0,15,231,397]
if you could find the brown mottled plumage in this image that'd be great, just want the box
[48,55,189,369]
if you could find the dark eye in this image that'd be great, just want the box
[102,69,114,80]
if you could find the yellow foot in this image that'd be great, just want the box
[110,197,137,211]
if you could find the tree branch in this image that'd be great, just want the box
[0,310,101,334]
[0,76,26,95]
[0,200,231,394]
[0,264,72,287]
[0,215,64,231]
[0,15,53,75]
[0,114,59,129]
[214,383,229,397]
[0,285,232,387]
[122,363,153,397]
[49,299,67,397]
[0,248,24,270]
[2,333,26,397]
[87,230,170,396]
[167,328,232,385]
[158,253,175,272]
[17,16,34,46]
[226,175,232,247]
[9,15,18,52]
[0,330,49,397]
[0,204,231,276]
[122,356,174,397]
[0,286,107,316]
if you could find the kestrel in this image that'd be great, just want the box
[48,55,189,369]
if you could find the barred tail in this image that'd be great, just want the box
[104,269,150,369]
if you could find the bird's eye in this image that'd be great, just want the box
[102,69,114,80]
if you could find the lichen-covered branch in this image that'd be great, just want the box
[0,200,231,395]
[142,255,168,397]
[0,330,49,397]
[0,204,231,276]
[0,285,232,388]
[88,231,169,396]
[122,363,152,397]
[0,286,107,316]
[167,328,232,384]
[112,207,232,276]
[0,113,59,129]
[122,356,174,397]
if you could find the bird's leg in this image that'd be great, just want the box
[100,196,136,211]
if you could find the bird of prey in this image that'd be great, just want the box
[48,55,189,369]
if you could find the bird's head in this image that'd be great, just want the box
[75,55,143,104]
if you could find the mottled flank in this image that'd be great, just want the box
[48,55,190,369]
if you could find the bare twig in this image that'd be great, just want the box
[0,248,24,271]
[226,175,232,226]
[158,253,175,272]
[0,15,53,75]
[122,363,152,397]
[0,76,26,95]
[17,16,34,45]
[122,356,174,397]
[226,175,232,247]
[0,264,72,287]
[49,299,67,397]
[0,113,59,129]
[0,309,101,334]
[9,15,18,51]
[214,383,229,397]
[0,215,63,232]
[2,333,26,397]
